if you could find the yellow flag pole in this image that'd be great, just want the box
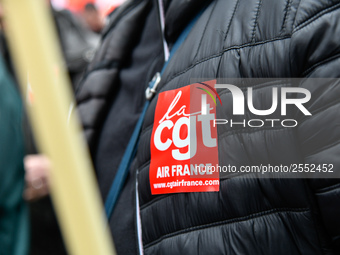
[2,1,116,255]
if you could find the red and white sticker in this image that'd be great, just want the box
[150,80,220,194]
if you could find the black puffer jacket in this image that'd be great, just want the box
[77,0,340,254]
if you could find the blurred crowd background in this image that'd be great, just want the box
[0,1,126,254]
[52,0,124,15]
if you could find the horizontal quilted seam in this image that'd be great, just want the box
[137,158,151,173]
[293,2,340,33]
[299,98,340,124]
[303,53,340,77]
[77,94,107,106]
[332,235,340,242]
[305,139,340,159]
[143,207,310,248]
[315,183,340,194]
[139,124,153,144]
[139,190,172,210]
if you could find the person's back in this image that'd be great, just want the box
[77,0,340,254]
[0,55,29,255]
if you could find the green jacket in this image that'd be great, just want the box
[0,56,29,255]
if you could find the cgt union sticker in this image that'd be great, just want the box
[150,80,220,194]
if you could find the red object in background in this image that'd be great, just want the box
[103,4,119,16]
[52,0,122,16]
[67,0,95,13]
